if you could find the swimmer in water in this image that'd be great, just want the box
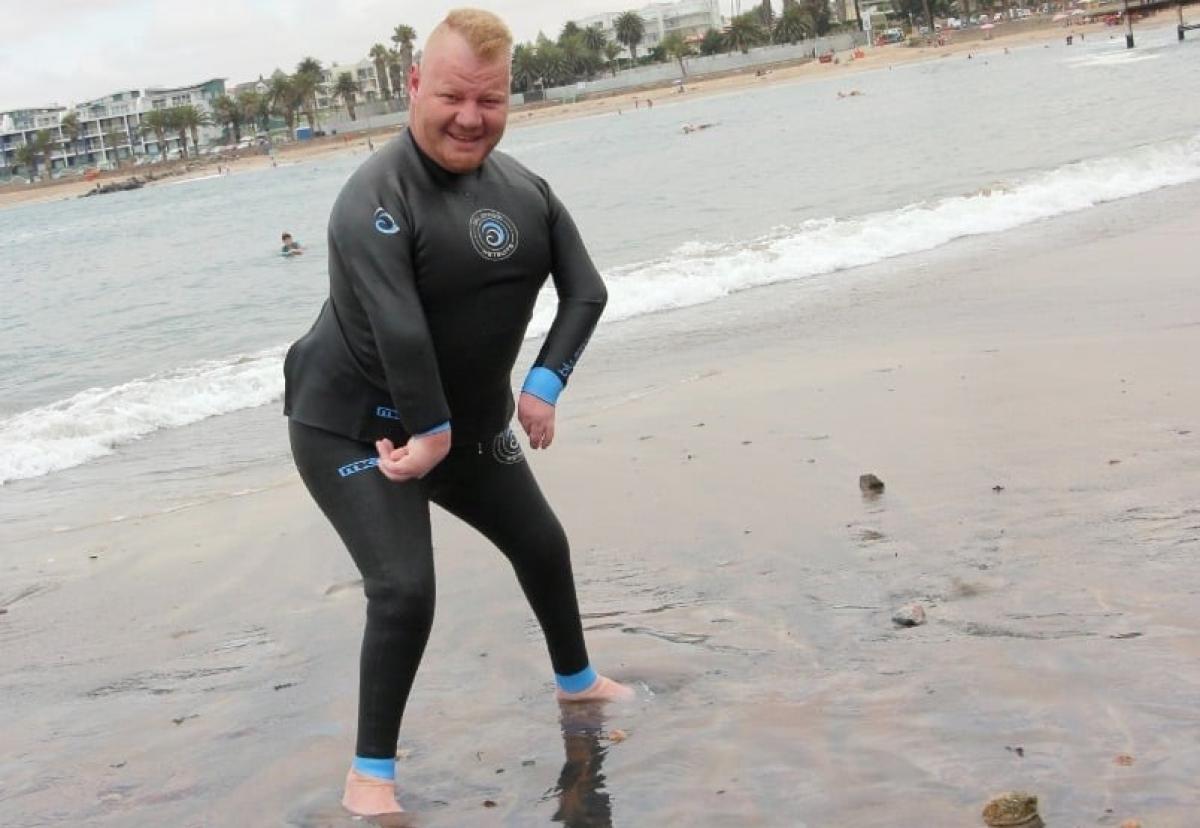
[283,8,634,819]
[280,232,303,256]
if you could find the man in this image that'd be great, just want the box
[283,8,633,817]
[280,232,303,256]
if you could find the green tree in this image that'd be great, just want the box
[211,94,244,143]
[391,24,417,105]
[511,43,538,93]
[726,13,767,53]
[699,28,724,55]
[893,0,948,33]
[603,41,623,76]
[614,11,645,64]
[536,43,570,87]
[661,32,695,75]
[559,21,581,42]
[802,0,835,35]
[759,0,776,26]
[102,128,124,168]
[333,72,361,120]
[369,43,393,100]
[237,90,269,137]
[270,74,303,134]
[582,24,607,54]
[294,57,323,131]
[60,112,82,165]
[140,109,170,158]
[161,108,188,159]
[18,130,55,179]
[174,105,209,156]
[774,5,816,42]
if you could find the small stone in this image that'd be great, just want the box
[521,759,536,767]
[982,791,1041,827]
[273,682,295,691]
[859,473,885,494]
[892,604,926,627]
[1114,753,1134,766]
[483,799,497,808]
[608,729,628,743]
[992,484,1005,492]
[0,608,7,615]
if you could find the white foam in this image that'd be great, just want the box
[4,132,1198,484]
[530,129,1200,334]
[0,347,285,484]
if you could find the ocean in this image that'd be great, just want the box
[2,24,1199,529]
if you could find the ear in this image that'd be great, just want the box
[408,64,421,100]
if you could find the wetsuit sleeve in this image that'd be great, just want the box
[331,199,451,436]
[522,189,607,405]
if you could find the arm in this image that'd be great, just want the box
[519,187,607,448]
[332,197,452,476]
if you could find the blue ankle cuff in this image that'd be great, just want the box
[352,755,396,780]
[555,665,598,694]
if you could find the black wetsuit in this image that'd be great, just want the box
[284,130,606,761]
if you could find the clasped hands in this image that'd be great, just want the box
[375,392,556,482]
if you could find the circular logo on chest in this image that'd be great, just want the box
[468,209,519,261]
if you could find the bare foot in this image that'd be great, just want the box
[341,769,403,816]
[556,675,635,703]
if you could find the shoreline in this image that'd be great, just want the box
[0,13,1145,211]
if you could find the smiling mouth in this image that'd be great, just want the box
[448,133,482,144]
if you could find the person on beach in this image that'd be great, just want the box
[282,8,633,818]
[280,232,303,256]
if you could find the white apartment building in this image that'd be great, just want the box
[0,78,226,177]
[575,0,724,58]
[318,58,386,110]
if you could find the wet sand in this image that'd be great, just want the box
[3,183,1199,826]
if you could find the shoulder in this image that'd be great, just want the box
[330,135,419,236]
[487,149,551,199]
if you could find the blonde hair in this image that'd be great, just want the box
[429,8,512,63]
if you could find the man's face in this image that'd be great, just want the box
[408,31,510,174]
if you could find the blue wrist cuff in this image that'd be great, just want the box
[352,755,396,780]
[555,665,599,694]
[522,367,564,405]
[416,420,450,437]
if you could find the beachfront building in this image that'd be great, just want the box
[0,78,226,178]
[317,58,386,109]
[574,0,724,59]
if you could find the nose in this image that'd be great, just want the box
[454,103,482,131]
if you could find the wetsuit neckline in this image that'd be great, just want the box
[404,129,485,186]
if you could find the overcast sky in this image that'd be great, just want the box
[1,0,652,110]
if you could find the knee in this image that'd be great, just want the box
[519,521,572,570]
[363,574,435,630]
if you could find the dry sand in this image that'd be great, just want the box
[0,14,1131,212]
[3,173,1198,825]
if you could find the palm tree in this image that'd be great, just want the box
[211,94,244,143]
[582,24,607,55]
[537,43,570,87]
[660,32,695,75]
[614,11,645,65]
[369,43,393,100]
[726,13,767,53]
[140,109,170,158]
[774,5,815,43]
[238,90,270,136]
[160,108,188,159]
[294,57,323,131]
[391,24,417,105]
[511,44,539,93]
[386,48,405,104]
[603,42,623,77]
[102,128,124,169]
[60,112,82,166]
[270,75,302,135]
[175,105,209,155]
[333,72,361,120]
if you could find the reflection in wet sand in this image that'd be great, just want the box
[548,703,613,828]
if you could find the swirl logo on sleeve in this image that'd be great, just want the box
[468,209,519,261]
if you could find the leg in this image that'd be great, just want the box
[289,421,436,813]
[429,431,632,702]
